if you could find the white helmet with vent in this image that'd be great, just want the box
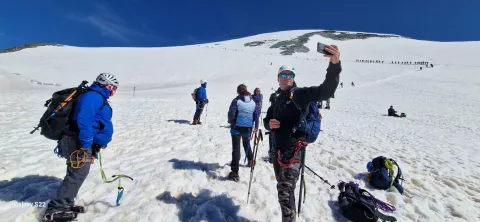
[96,73,119,87]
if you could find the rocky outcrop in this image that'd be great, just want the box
[244,39,279,47]
[245,31,406,55]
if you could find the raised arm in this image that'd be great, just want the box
[292,45,342,108]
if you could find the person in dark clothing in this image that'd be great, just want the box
[340,82,343,88]
[252,87,263,123]
[263,45,341,221]
[227,84,260,181]
[351,81,355,87]
[325,98,331,109]
[388,106,400,117]
[193,80,209,125]
[269,92,276,103]
[267,92,277,163]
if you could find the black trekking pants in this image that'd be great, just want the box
[230,127,253,173]
[194,102,205,120]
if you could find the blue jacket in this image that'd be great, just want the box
[228,95,259,129]
[72,84,113,148]
[196,84,207,102]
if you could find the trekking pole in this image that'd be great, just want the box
[205,103,208,124]
[297,145,306,217]
[30,81,89,134]
[247,129,262,204]
[303,165,335,189]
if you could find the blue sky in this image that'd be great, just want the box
[1,0,478,49]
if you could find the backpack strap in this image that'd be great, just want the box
[374,211,397,222]
[359,188,397,221]
[289,87,301,111]
[390,159,403,184]
[289,87,315,115]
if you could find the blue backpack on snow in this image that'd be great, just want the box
[289,87,322,143]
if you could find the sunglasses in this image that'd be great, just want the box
[105,84,118,96]
[279,73,295,79]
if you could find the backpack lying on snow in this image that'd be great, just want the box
[337,181,397,222]
[289,87,322,143]
[367,156,404,194]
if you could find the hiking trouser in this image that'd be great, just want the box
[273,158,301,222]
[230,127,253,173]
[47,135,92,212]
[268,133,275,161]
[194,102,205,120]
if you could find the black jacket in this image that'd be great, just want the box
[263,62,341,154]
[388,107,396,116]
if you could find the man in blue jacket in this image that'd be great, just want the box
[193,79,209,125]
[44,73,119,220]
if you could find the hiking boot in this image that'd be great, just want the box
[247,160,256,168]
[228,171,239,182]
[43,211,78,222]
[192,119,198,125]
[43,199,78,222]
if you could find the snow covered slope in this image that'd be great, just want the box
[0,30,479,222]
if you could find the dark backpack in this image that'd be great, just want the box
[32,81,107,141]
[338,181,397,222]
[367,156,404,194]
[289,87,322,143]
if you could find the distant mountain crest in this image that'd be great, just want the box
[0,43,64,54]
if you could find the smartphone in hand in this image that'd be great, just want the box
[317,42,333,55]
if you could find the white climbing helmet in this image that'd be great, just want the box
[278,65,296,75]
[200,79,207,84]
[96,73,119,87]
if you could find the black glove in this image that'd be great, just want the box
[205,99,209,104]
[92,144,101,158]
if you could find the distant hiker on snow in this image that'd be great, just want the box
[351,81,355,87]
[227,84,260,181]
[340,82,343,88]
[264,44,341,221]
[43,73,119,221]
[192,79,209,125]
[388,105,404,117]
